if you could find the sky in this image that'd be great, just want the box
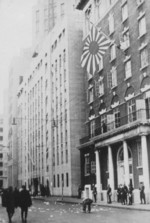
[0,0,37,113]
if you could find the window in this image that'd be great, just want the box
[122,3,128,22]
[108,13,115,34]
[123,31,130,49]
[53,175,56,187]
[0,136,3,141]
[139,16,146,37]
[60,3,65,17]
[0,154,3,159]
[95,0,101,20]
[113,107,120,128]
[125,59,132,79]
[90,119,95,137]
[57,174,60,187]
[61,174,64,187]
[66,173,69,187]
[137,140,142,166]
[65,149,68,163]
[98,56,103,71]
[140,48,148,69]
[108,67,117,88]
[0,171,2,176]
[88,87,94,103]
[146,97,150,118]
[36,10,39,34]
[101,114,107,133]
[99,76,104,96]
[110,44,116,61]
[128,99,136,123]
[0,128,3,132]
[0,162,3,167]
[85,154,90,175]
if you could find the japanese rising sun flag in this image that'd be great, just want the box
[81,26,111,75]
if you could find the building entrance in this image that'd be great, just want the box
[117,146,133,186]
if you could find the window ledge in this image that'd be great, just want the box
[138,32,147,39]
[98,93,104,98]
[124,75,132,81]
[140,64,149,71]
[121,0,127,7]
[123,55,131,63]
[122,17,128,24]
[139,42,148,51]
[110,57,116,63]
[111,85,117,90]
[137,11,145,21]
[137,166,142,169]
[109,30,115,37]
[122,27,129,35]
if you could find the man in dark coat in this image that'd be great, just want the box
[2,187,15,223]
[19,185,32,223]
[139,183,146,204]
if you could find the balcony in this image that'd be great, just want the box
[79,109,150,145]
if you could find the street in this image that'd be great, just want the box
[0,199,150,223]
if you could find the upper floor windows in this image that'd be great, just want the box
[108,13,115,34]
[122,2,128,22]
[110,44,116,61]
[140,47,148,69]
[138,16,146,37]
[124,58,132,79]
[108,67,117,88]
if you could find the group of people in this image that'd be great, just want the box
[117,184,134,205]
[1,185,32,223]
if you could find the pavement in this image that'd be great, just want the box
[33,195,150,212]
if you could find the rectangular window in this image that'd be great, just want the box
[66,173,69,187]
[53,175,55,187]
[61,174,64,187]
[88,87,94,103]
[0,171,2,176]
[65,149,68,163]
[0,162,3,167]
[85,154,90,175]
[0,154,3,159]
[90,120,95,137]
[0,136,3,141]
[128,99,136,123]
[125,59,132,79]
[101,114,107,133]
[111,67,117,87]
[110,44,116,61]
[139,16,146,37]
[0,128,3,132]
[113,107,120,128]
[57,174,60,187]
[137,140,142,166]
[108,13,114,34]
[123,31,130,49]
[140,48,148,69]
[122,3,128,22]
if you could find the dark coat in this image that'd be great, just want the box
[2,188,15,214]
[14,188,20,208]
[19,189,32,208]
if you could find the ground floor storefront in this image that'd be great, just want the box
[79,122,150,203]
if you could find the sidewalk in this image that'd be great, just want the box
[33,196,150,211]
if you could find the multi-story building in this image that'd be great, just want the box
[0,115,8,189]
[16,0,85,196]
[78,0,150,203]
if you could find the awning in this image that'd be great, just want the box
[140,76,150,92]
[99,102,106,115]
[111,95,119,108]
[125,86,134,101]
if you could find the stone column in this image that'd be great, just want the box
[141,135,149,192]
[108,145,114,191]
[123,140,129,186]
[95,150,101,193]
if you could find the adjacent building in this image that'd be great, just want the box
[78,0,150,203]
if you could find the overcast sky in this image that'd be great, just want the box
[0,0,37,114]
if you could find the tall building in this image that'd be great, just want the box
[15,0,85,196]
[78,0,150,203]
[0,115,8,189]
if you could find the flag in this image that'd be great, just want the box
[81,26,111,75]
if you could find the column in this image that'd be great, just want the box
[108,146,114,191]
[123,140,130,186]
[141,135,149,192]
[95,150,101,193]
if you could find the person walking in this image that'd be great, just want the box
[19,185,32,223]
[107,184,112,204]
[128,184,134,205]
[139,183,146,204]
[2,187,15,223]
[92,184,97,203]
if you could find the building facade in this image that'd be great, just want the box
[78,0,150,203]
[0,115,8,189]
[15,0,85,196]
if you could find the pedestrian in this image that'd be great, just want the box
[2,186,15,223]
[139,182,146,204]
[82,197,93,213]
[92,184,97,203]
[78,185,82,199]
[128,184,134,205]
[14,187,20,208]
[19,185,32,223]
[123,184,128,205]
[117,185,121,203]
[107,184,112,204]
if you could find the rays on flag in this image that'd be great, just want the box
[81,26,111,75]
